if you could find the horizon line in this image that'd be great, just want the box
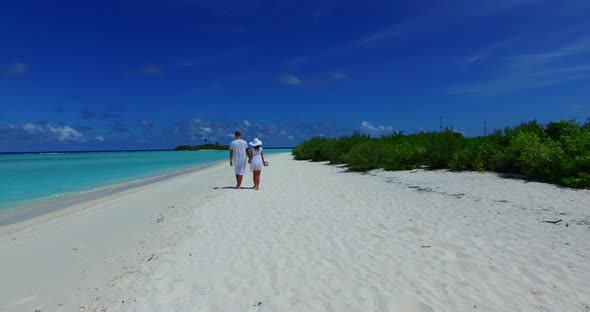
[0,147,295,154]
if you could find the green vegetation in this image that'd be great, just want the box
[292,118,590,189]
[174,143,229,151]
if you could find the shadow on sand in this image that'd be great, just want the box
[213,186,256,190]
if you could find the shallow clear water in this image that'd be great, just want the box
[0,149,290,211]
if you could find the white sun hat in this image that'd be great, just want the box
[249,138,263,146]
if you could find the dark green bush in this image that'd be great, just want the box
[575,152,590,172]
[561,152,590,178]
[317,139,339,162]
[449,137,499,171]
[291,137,330,161]
[322,132,370,164]
[487,128,510,147]
[509,133,565,182]
[381,142,426,170]
[292,118,590,188]
[424,129,467,169]
[341,140,387,171]
[560,129,590,158]
[562,172,590,188]
[546,119,579,142]
[505,120,545,141]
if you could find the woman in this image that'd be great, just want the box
[248,138,268,190]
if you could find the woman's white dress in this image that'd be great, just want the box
[250,147,264,171]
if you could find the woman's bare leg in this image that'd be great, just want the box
[253,171,261,190]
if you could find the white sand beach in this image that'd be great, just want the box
[1,152,590,312]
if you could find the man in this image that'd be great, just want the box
[229,131,249,189]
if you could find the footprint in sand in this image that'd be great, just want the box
[374,292,433,312]
[3,295,37,308]
[404,226,423,235]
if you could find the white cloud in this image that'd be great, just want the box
[142,64,165,75]
[450,39,590,94]
[23,123,86,142]
[361,121,394,135]
[356,1,539,46]
[200,127,212,133]
[379,125,394,133]
[279,73,302,86]
[95,136,105,142]
[243,120,251,127]
[505,43,590,70]
[331,72,349,80]
[361,121,378,132]
[357,30,403,46]
[4,62,30,77]
[201,136,217,143]
[139,120,153,127]
[461,38,520,66]
[165,117,351,146]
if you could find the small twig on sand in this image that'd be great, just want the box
[541,219,563,224]
[420,245,431,248]
[147,254,154,262]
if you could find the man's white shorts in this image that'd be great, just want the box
[234,161,246,175]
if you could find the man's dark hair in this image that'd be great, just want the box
[235,131,241,137]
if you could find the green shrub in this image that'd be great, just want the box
[575,152,590,172]
[487,128,510,147]
[505,120,545,141]
[449,137,499,171]
[509,132,565,182]
[317,139,338,162]
[546,119,579,141]
[561,129,590,157]
[562,172,590,188]
[380,131,407,145]
[561,152,590,177]
[424,129,466,169]
[341,140,387,171]
[292,117,590,189]
[488,149,516,173]
[322,132,370,164]
[382,142,426,171]
[291,137,330,161]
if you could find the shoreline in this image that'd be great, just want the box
[0,149,292,218]
[0,160,222,228]
[0,153,251,311]
[1,152,589,312]
[0,159,224,231]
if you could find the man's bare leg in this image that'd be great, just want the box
[236,175,244,189]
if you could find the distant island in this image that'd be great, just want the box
[174,143,229,151]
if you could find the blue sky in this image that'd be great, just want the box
[1,0,589,151]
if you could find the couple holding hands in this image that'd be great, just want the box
[229,131,269,190]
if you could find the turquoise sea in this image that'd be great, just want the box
[0,149,290,212]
